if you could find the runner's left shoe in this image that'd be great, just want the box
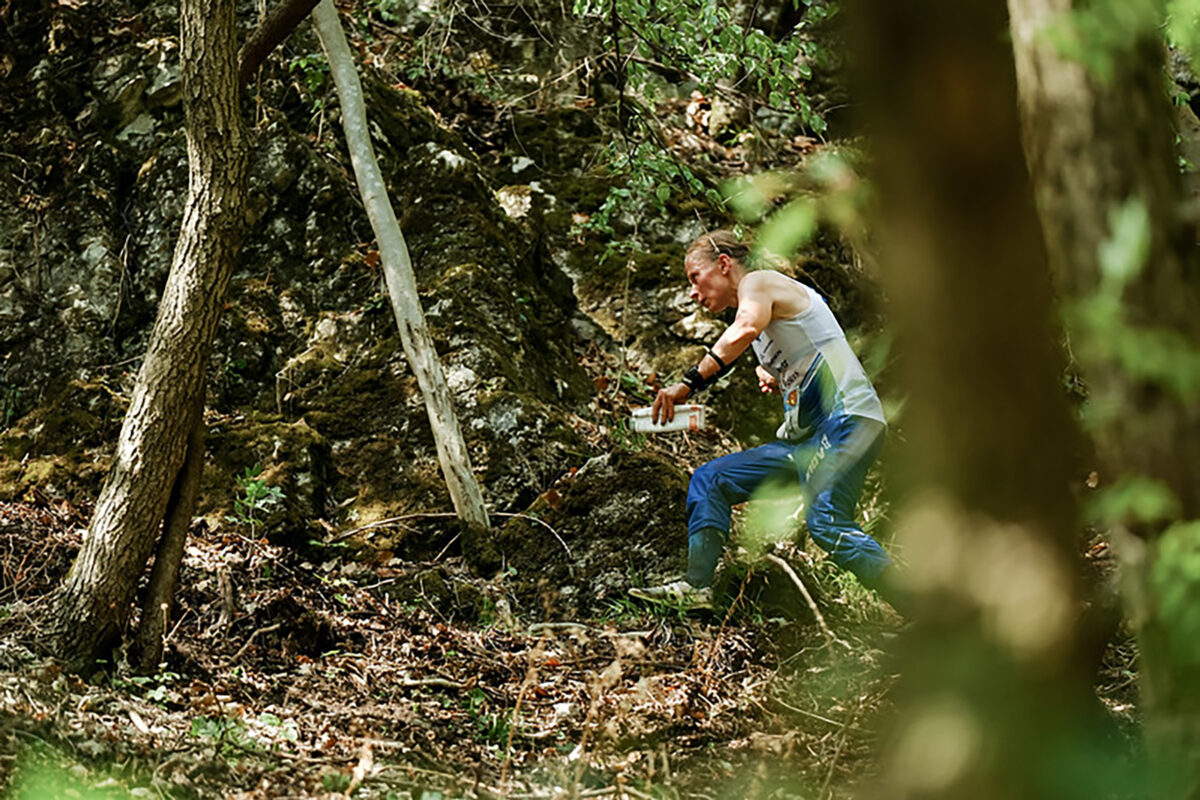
[629,579,714,611]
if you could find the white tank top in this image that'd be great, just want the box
[750,280,886,440]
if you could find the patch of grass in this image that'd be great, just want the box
[601,595,649,623]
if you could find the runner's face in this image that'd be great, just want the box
[685,253,733,312]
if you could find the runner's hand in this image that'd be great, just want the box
[756,366,778,394]
[652,382,691,424]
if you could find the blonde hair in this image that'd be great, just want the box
[684,228,793,272]
[685,229,751,266]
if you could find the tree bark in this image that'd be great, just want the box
[131,395,205,673]
[49,0,248,671]
[1008,0,1200,508]
[846,1,1109,797]
[238,0,322,88]
[311,0,494,563]
[1007,1,1200,795]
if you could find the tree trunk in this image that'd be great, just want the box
[49,0,248,671]
[131,396,205,673]
[1007,1,1200,795]
[238,0,322,88]
[846,1,1112,797]
[311,0,494,563]
[1008,0,1200,504]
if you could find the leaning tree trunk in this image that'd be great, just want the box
[49,0,248,671]
[311,0,493,562]
[847,1,1114,798]
[130,396,205,673]
[1008,1,1200,795]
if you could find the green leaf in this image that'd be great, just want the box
[1097,197,1150,290]
[756,197,818,261]
[1151,521,1200,664]
[1086,475,1180,526]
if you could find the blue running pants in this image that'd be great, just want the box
[685,414,888,588]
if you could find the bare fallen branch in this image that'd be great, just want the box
[331,511,574,566]
[764,554,838,645]
[223,622,282,666]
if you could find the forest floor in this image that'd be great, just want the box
[0,489,899,800]
[0,495,1139,800]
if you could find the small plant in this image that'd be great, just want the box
[227,464,285,536]
[608,593,691,622]
[111,665,182,706]
[463,687,512,746]
[602,595,643,623]
[1,383,20,429]
[288,52,329,95]
[321,771,353,792]
[287,52,330,123]
[190,715,258,759]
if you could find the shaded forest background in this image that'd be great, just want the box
[1,0,1199,797]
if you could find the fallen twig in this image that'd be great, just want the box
[501,645,541,792]
[343,743,373,799]
[771,696,864,732]
[819,700,861,799]
[765,554,840,645]
[216,568,236,632]
[330,511,574,565]
[527,622,650,638]
[397,677,467,690]
[223,622,282,666]
[700,569,752,692]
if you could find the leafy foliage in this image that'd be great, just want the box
[1070,198,1200,428]
[1088,476,1181,526]
[573,0,830,134]
[1045,0,1162,83]
[723,148,871,265]
[1152,521,1200,663]
[572,0,836,238]
[1167,0,1200,65]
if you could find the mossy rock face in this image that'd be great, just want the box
[469,390,589,510]
[424,261,591,404]
[0,381,126,502]
[0,37,602,549]
[203,415,332,544]
[496,450,690,618]
[506,108,605,178]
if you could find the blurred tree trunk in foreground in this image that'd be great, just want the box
[1008,0,1200,795]
[847,1,1129,798]
[49,0,249,671]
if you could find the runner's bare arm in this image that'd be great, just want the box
[705,273,773,373]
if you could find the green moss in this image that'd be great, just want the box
[509,108,604,174]
[574,241,684,302]
[0,380,126,500]
[18,458,61,484]
[202,414,332,543]
[1,434,32,460]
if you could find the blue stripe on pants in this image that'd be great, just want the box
[685,414,889,587]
